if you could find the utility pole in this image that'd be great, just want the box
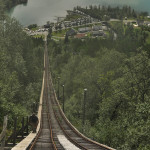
[57,77,60,99]
[13,117,17,146]
[62,85,65,112]
[82,88,87,133]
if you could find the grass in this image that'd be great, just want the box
[86,32,91,37]
[143,17,150,21]
[73,24,93,31]
[93,22,102,26]
[64,14,82,21]
[52,36,63,41]
[109,21,122,26]
[52,29,68,37]
[134,26,141,31]
[105,31,110,36]
[32,34,45,39]
[30,27,39,31]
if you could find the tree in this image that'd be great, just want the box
[64,34,69,44]
[95,51,150,149]
[0,9,44,129]
[47,27,52,39]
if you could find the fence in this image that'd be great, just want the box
[0,116,29,150]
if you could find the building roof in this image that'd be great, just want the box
[78,27,91,33]
[75,33,86,39]
[92,30,104,36]
[66,28,76,36]
[102,26,107,30]
[92,25,102,31]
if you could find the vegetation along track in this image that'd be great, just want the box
[29,41,114,150]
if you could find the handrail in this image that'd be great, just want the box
[0,116,8,150]
[5,123,28,145]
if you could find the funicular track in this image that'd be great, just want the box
[29,41,114,150]
[29,43,63,150]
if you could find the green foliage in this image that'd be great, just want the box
[0,9,43,132]
[1,0,28,9]
[28,24,37,30]
[108,22,149,54]
[48,17,150,149]
[75,5,146,21]
[95,51,150,149]
[64,34,69,43]
[65,14,82,21]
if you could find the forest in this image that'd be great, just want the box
[75,5,148,20]
[0,2,43,133]
[47,20,150,149]
[0,0,28,9]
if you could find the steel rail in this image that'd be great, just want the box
[29,117,43,150]
[48,69,114,150]
[47,71,87,149]
[45,66,57,150]
[54,111,87,149]
[29,47,57,150]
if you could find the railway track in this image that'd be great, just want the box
[29,44,64,150]
[48,65,113,150]
[29,41,114,150]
